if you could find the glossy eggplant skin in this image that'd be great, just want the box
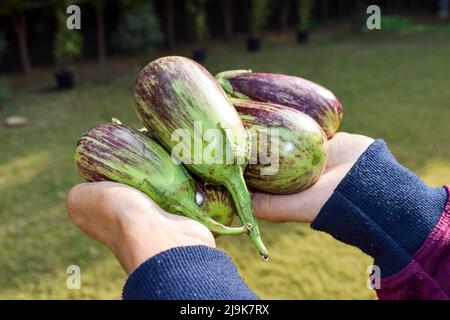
[134,56,268,260]
[196,183,235,227]
[74,123,245,236]
[111,117,237,233]
[134,57,248,168]
[216,70,343,138]
[233,98,328,194]
[196,183,236,238]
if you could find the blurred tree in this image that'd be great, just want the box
[247,0,270,51]
[296,0,315,44]
[297,0,315,31]
[187,0,208,61]
[114,0,163,53]
[54,5,83,66]
[54,1,83,89]
[223,0,233,40]
[385,0,398,14]
[0,0,32,74]
[0,77,10,105]
[90,0,106,64]
[337,0,346,18]
[0,32,6,62]
[164,0,176,50]
[320,0,328,22]
[280,0,291,31]
[437,0,449,18]
[352,0,367,30]
[0,32,6,61]
[0,32,10,105]
[187,0,208,43]
[249,0,270,38]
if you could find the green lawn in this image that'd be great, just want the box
[0,30,449,299]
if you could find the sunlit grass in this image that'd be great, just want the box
[0,152,49,193]
[419,160,450,187]
[0,30,449,299]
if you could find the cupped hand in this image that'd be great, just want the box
[66,133,373,274]
[66,181,215,274]
[252,132,374,223]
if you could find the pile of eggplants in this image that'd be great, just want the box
[216,70,343,139]
[74,56,343,261]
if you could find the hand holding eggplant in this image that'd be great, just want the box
[75,123,247,236]
[134,56,268,260]
[66,181,216,275]
[252,133,374,223]
[72,55,347,261]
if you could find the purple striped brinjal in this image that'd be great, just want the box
[111,117,237,237]
[74,123,247,236]
[196,183,236,238]
[232,98,328,194]
[216,70,343,138]
[134,56,268,260]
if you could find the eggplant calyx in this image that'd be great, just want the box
[215,70,252,99]
[111,117,122,125]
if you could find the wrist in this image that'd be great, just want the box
[311,140,448,277]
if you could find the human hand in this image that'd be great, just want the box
[66,181,215,274]
[252,132,374,223]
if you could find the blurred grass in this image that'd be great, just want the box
[0,30,449,299]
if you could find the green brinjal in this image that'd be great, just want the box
[74,123,246,235]
[134,56,268,260]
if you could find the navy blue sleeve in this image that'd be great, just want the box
[311,140,448,277]
[122,245,259,300]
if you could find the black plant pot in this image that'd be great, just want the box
[55,70,75,90]
[246,37,262,52]
[296,30,310,44]
[192,49,206,63]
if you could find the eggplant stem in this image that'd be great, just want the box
[111,117,122,125]
[187,203,250,236]
[111,118,148,134]
[138,127,148,134]
[224,168,269,260]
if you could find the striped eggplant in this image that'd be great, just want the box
[216,70,343,138]
[233,98,328,194]
[197,183,236,238]
[74,123,247,236]
[134,56,268,260]
[110,118,237,235]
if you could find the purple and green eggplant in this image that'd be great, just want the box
[233,98,328,194]
[110,118,237,235]
[74,123,245,235]
[197,184,236,237]
[216,70,343,138]
[134,56,268,260]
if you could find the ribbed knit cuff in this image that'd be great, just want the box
[122,245,258,300]
[311,140,448,277]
